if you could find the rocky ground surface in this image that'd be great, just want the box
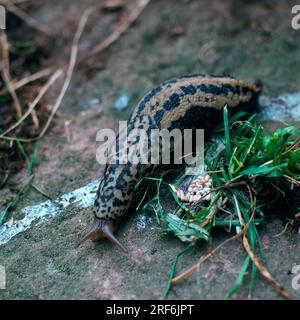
[0,0,299,299]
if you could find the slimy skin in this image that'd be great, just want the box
[77,74,262,251]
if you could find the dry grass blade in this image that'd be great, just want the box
[0,6,94,142]
[4,0,52,35]
[283,137,300,153]
[88,0,150,57]
[233,194,245,226]
[273,220,293,238]
[30,108,39,129]
[37,7,94,140]
[0,30,22,117]
[0,68,53,95]
[242,234,294,300]
[0,69,63,137]
[171,231,243,285]
[241,188,293,300]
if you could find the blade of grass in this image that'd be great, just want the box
[223,105,231,160]
[163,243,194,299]
[225,255,251,299]
[0,175,33,225]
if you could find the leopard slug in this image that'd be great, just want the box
[77,74,262,251]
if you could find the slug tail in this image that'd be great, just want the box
[76,218,127,252]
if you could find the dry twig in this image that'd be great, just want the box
[3,0,52,35]
[0,30,22,117]
[0,68,53,95]
[171,231,244,285]
[0,69,63,137]
[240,186,293,299]
[37,7,94,140]
[0,7,94,142]
[242,235,293,300]
[172,185,294,300]
[84,0,150,59]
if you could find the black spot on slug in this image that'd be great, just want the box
[181,85,197,95]
[198,83,241,96]
[169,105,222,130]
[113,198,130,207]
[154,109,165,126]
[163,93,181,111]
[137,85,164,113]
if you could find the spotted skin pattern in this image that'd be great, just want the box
[94,74,261,221]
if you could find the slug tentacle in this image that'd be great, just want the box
[76,218,127,252]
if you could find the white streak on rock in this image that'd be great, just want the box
[0,180,100,246]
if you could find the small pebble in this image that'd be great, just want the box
[114,95,129,111]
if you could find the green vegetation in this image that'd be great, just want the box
[0,138,52,225]
[137,107,300,299]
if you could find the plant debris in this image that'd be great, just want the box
[138,107,300,299]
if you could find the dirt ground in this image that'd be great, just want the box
[0,0,300,299]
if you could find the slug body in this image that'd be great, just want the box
[77,74,261,250]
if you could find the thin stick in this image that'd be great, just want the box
[241,187,293,300]
[4,1,52,35]
[242,235,293,299]
[0,68,53,95]
[30,108,39,129]
[85,0,150,59]
[0,7,94,142]
[273,220,293,238]
[171,231,243,284]
[0,69,63,137]
[0,31,22,117]
[37,7,94,140]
